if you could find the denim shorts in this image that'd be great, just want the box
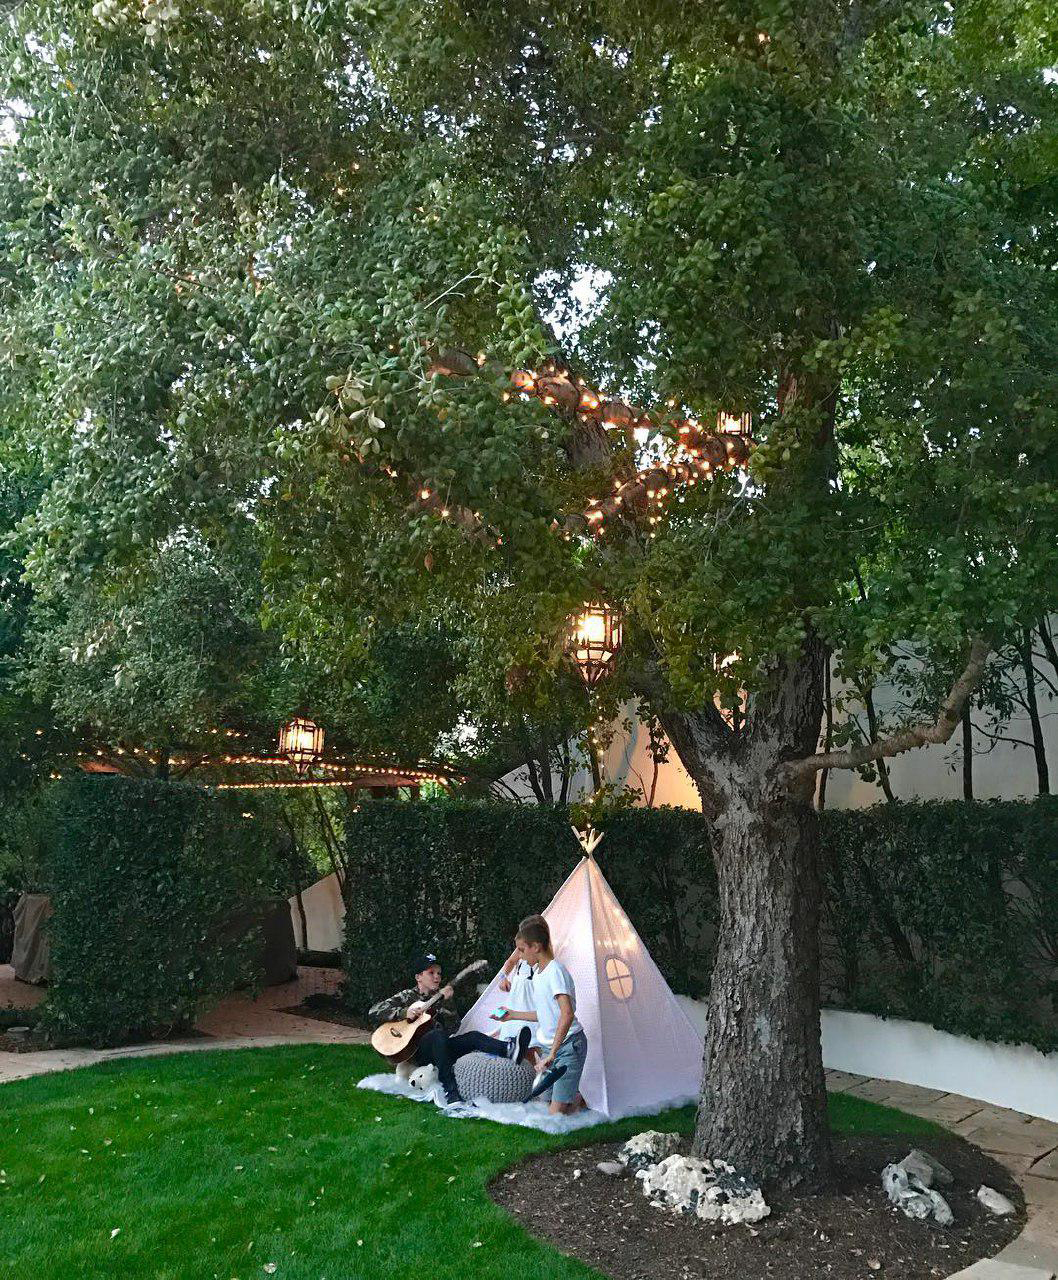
[546,1030,587,1105]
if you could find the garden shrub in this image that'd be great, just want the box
[41,775,279,1047]
[341,799,715,1013]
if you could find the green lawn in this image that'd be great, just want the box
[0,1045,940,1280]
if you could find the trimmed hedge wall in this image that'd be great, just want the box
[343,797,1058,1054]
[341,800,713,1013]
[821,798,1058,1052]
[41,775,278,1047]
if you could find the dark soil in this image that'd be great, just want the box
[282,993,371,1031]
[490,1133,1024,1280]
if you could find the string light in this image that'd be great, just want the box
[214,778,450,792]
[348,349,756,541]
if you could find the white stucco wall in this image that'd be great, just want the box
[289,872,344,954]
[501,657,1057,810]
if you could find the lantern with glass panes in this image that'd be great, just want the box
[565,603,624,689]
[278,716,325,776]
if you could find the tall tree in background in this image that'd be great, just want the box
[2,2,1057,1185]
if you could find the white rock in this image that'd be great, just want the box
[882,1161,953,1225]
[596,1161,626,1177]
[899,1149,954,1189]
[977,1185,1016,1217]
[638,1155,771,1226]
[619,1130,683,1172]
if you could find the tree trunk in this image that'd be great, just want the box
[816,653,833,811]
[962,701,974,801]
[1021,630,1050,795]
[657,637,832,1188]
[699,781,831,1185]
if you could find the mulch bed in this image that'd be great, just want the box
[281,994,371,1032]
[490,1133,1024,1280]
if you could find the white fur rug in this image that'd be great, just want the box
[356,1072,697,1133]
[356,1071,612,1133]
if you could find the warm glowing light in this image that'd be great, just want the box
[717,410,753,436]
[565,603,623,689]
[278,716,325,776]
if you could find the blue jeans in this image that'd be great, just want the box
[544,1030,587,1105]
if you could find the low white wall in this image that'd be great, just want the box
[676,997,1058,1123]
[821,1008,1058,1124]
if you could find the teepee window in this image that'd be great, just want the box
[605,956,634,1000]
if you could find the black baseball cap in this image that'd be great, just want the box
[412,952,440,976]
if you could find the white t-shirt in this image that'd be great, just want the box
[495,960,535,1041]
[532,958,582,1049]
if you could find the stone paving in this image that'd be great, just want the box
[1,976,1055,1277]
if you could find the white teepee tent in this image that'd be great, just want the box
[459,830,704,1119]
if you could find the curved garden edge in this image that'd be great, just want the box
[1,1031,1057,1279]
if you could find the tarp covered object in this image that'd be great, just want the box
[460,852,704,1119]
[258,897,298,986]
[11,892,52,985]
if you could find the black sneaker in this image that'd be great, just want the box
[528,1064,567,1101]
[514,1025,532,1065]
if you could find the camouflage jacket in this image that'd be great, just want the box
[367,985,464,1034]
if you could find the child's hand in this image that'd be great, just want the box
[407,1001,426,1020]
[498,976,511,993]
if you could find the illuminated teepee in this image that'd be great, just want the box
[459,828,704,1118]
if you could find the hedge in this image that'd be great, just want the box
[341,800,713,1013]
[40,775,280,1047]
[343,797,1058,1054]
[821,798,1058,1053]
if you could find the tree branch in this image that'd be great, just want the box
[784,636,992,782]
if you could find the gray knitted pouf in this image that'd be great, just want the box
[454,1052,536,1103]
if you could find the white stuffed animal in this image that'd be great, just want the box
[408,1063,440,1093]
[395,1060,415,1083]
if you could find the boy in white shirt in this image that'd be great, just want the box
[494,914,587,1114]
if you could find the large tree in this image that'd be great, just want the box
[3,1,1058,1186]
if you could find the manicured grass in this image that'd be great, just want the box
[0,1045,942,1280]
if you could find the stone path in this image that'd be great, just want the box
[0,964,369,1084]
[826,1071,1058,1279]
[1,967,1055,1278]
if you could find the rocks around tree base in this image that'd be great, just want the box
[882,1153,955,1226]
[618,1130,683,1172]
[977,1185,1017,1217]
[491,1133,1024,1280]
[899,1148,954,1188]
[637,1155,771,1226]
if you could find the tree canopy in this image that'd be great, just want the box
[3,2,1054,744]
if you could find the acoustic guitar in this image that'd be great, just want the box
[370,959,489,1064]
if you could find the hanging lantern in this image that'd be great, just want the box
[565,603,623,689]
[717,410,753,436]
[278,716,325,776]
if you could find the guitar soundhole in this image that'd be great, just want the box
[389,1027,401,1038]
